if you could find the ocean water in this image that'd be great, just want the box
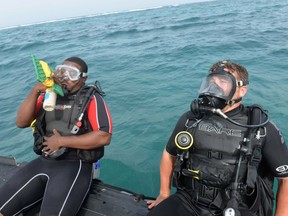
[0,0,287,199]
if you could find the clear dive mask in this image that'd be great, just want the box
[191,67,249,117]
[199,68,236,101]
[54,65,87,81]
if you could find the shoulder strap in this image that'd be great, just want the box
[172,111,201,188]
[70,81,105,134]
[245,104,267,188]
[30,94,46,132]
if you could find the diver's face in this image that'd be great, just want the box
[199,68,236,101]
[221,69,248,112]
[54,61,86,93]
[209,73,233,97]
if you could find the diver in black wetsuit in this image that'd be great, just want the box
[147,60,288,216]
[0,57,112,216]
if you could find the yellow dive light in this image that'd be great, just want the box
[175,131,194,150]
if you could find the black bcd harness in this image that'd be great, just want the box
[173,104,273,216]
[31,81,106,163]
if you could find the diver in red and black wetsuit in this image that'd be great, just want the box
[0,57,112,216]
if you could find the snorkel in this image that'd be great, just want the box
[31,55,64,111]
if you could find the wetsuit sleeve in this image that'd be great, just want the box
[87,93,113,134]
[166,112,188,156]
[262,121,288,178]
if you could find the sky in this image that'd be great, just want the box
[0,0,210,29]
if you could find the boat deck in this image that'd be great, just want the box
[0,156,153,216]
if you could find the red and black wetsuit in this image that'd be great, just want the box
[0,88,112,215]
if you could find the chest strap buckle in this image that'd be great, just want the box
[208,151,223,159]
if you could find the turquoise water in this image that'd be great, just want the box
[0,0,287,198]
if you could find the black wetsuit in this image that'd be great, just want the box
[148,105,288,216]
[0,89,112,216]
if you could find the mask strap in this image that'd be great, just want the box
[236,80,249,87]
[227,97,242,106]
[81,72,88,78]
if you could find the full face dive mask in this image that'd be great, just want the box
[191,67,238,117]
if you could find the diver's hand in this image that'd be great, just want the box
[147,193,169,209]
[42,129,62,156]
[33,82,47,93]
[52,72,62,86]
[16,83,48,128]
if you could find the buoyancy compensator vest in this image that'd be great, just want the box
[172,104,273,216]
[31,81,106,163]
